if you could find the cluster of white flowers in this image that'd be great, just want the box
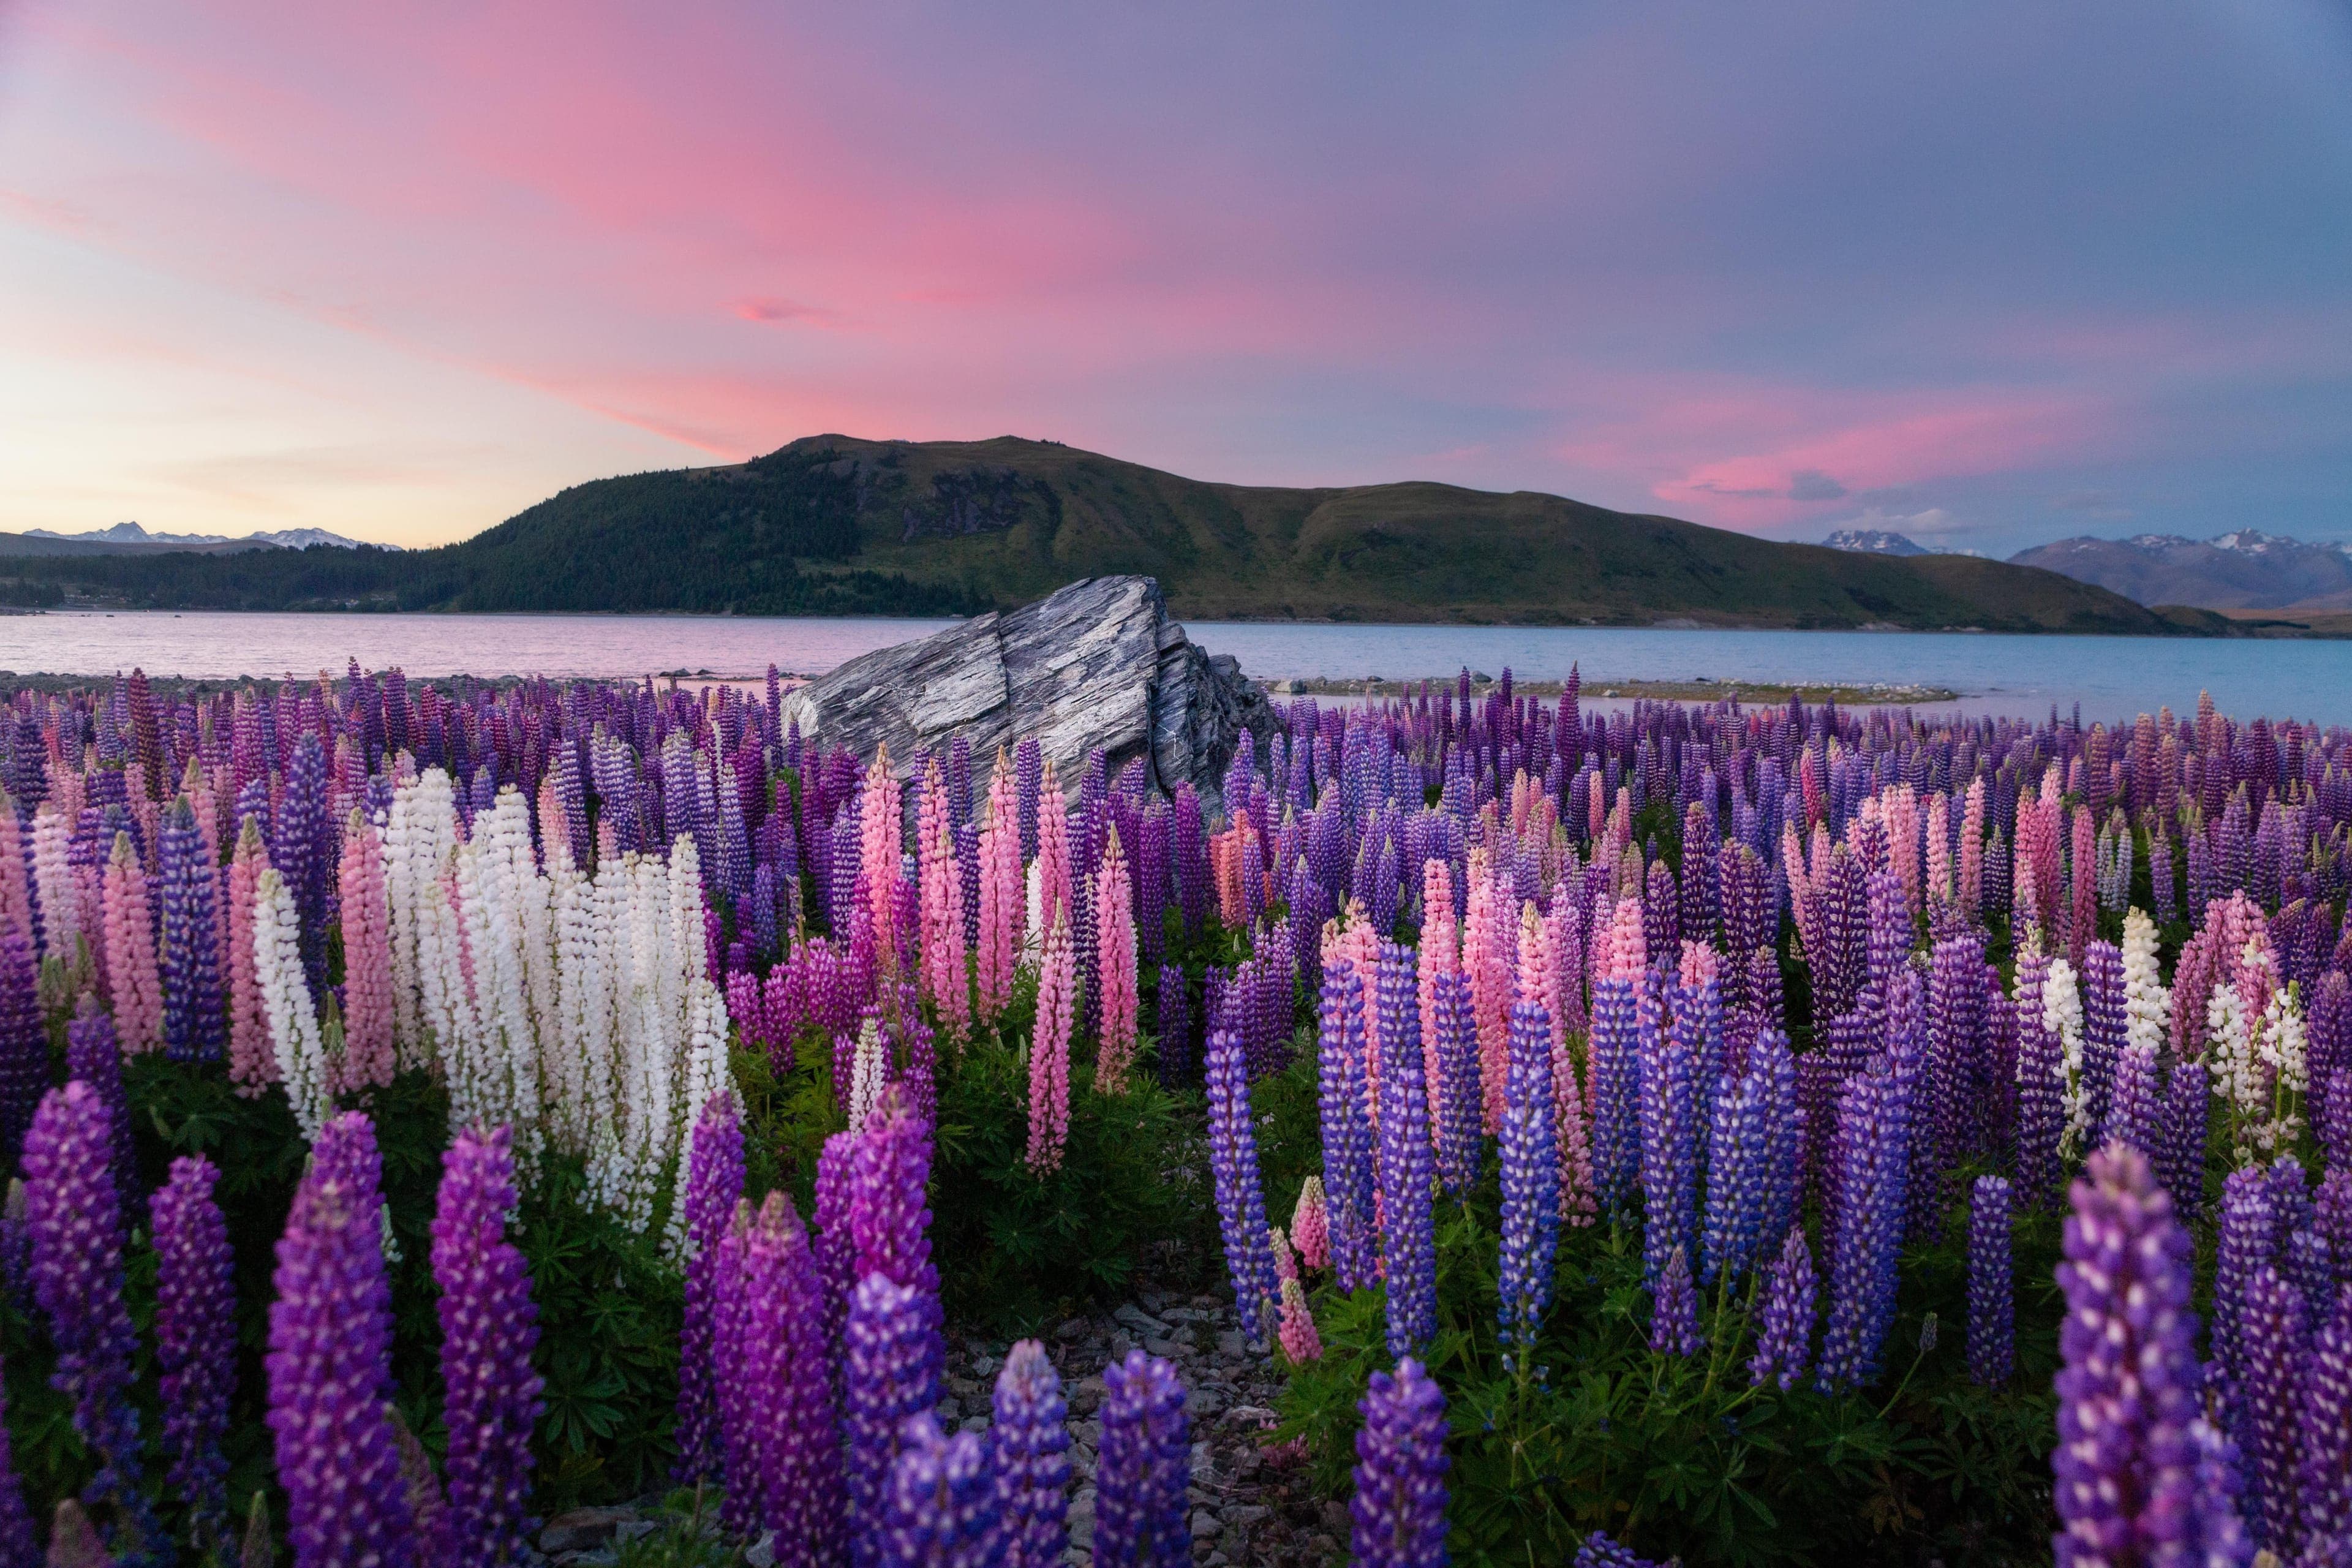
[2044,956,2091,1160]
[252,867,332,1140]
[2121,908,2171,1061]
[2207,937,2306,1162]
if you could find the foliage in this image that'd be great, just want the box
[613,1487,738,1567]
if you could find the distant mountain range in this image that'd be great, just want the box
[2007,529,2352,609]
[5,521,398,554]
[1823,529,1929,557]
[0,435,2240,634]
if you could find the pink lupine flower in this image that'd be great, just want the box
[1093,828,1139,1093]
[1290,1176,1330,1272]
[227,818,276,1095]
[1026,918,1074,1175]
[336,810,395,1093]
[102,834,162,1054]
[915,760,969,1046]
[975,755,1023,1018]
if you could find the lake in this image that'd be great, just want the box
[5,609,2347,726]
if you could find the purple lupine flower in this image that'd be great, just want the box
[1817,1065,1909,1392]
[1316,959,1379,1294]
[2212,1166,2280,1426]
[1638,974,1699,1288]
[1967,1175,2014,1386]
[716,1191,842,1561]
[2158,1054,2210,1221]
[153,1156,236,1549]
[431,1125,544,1567]
[845,1273,948,1567]
[2052,1142,2247,1568]
[851,1085,940,1302]
[277,731,334,993]
[24,1082,159,1563]
[0,930,43,1176]
[2105,1041,2161,1160]
[157,797,225,1062]
[1094,1350,1190,1568]
[676,1091,746,1485]
[1155,962,1189,1086]
[1204,1027,1281,1340]
[2010,954,2063,1211]
[2287,1227,2335,1329]
[1348,1356,1449,1568]
[1925,930,1986,1174]
[1498,1000,1560,1356]
[2319,1170,2352,1292]
[1588,974,1641,1213]
[2301,1284,2352,1561]
[1747,1226,1817,1391]
[814,1130,858,1354]
[66,999,140,1230]
[879,1413,1003,1568]
[1702,1038,1767,1285]
[2080,940,2127,1144]
[1376,943,1437,1358]
[0,1353,37,1566]
[990,1340,1071,1568]
[1432,968,1483,1197]
[266,1112,420,1568]
[2240,1262,2309,1556]
[1649,1245,1701,1357]
[1574,1530,1661,1568]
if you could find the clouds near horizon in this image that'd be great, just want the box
[1,0,2346,551]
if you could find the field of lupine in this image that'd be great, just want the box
[0,663,2345,1566]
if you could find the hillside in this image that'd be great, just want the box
[2009,530,2352,610]
[0,434,2234,633]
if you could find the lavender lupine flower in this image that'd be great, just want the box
[2213,1167,2280,1427]
[1316,960,1380,1294]
[1376,944,1437,1357]
[1432,969,1483,1197]
[266,1112,420,1568]
[1638,976,1699,1288]
[1747,1226,1817,1391]
[1498,1000,1560,1356]
[157,797,224,1062]
[1588,974,1642,1214]
[1649,1245,1701,1357]
[0,931,43,1175]
[990,1341,1071,1568]
[65,1000,139,1230]
[1817,1066,1909,1392]
[2052,1142,2247,1568]
[153,1156,235,1549]
[2301,1285,2352,1561]
[1967,1175,2014,1386]
[0,1354,37,1566]
[1094,1351,1190,1568]
[1348,1357,1449,1568]
[1574,1531,1662,1568]
[1702,1033,1783,1284]
[431,1125,544,1567]
[880,1413,1003,1568]
[1204,1027,1281,1340]
[845,1273,948,1567]
[676,1092,746,1485]
[24,1082,159,1562]
[2239,1263,2309,1556]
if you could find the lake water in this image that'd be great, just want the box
[4,609,2348,726]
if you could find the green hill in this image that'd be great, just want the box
[0,434,2234,633]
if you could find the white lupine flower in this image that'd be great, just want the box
[848,1015,888,1134]
[2211,938,2307,1162]
[2044,956,2090,1161]
[29,805,76,963]
[2121,908,2171,1060]
[253,868,331,1140]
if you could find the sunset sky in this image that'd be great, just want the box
[2,1,2346,554]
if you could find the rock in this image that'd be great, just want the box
[1115,1303,1170,1336]
[1070,1375,1107,1417]
[540,1508,636,1555]
[778,576,1275,810]
[1225,1504,1272,1529]
[1216,1330,1248,1358]
[745,1527,778,1567]
[1191,1509,1224,1540]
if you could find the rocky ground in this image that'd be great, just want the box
[530,1288,1341,1567]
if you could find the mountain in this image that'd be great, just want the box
[0,434,2233,633]
[2008,530,2352,609]
[1822,529,1927,556]
[16,521,399,552]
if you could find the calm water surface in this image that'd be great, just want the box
[4,610,2346,726]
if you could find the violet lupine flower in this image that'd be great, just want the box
[2105,1042,2162,1160]
[0,1354,37,1566]
[2079,940,2127,1144]
[1349,1356,1449,1568]
[157,797,224,1063]
[1747,1226,1817,1392]
[66,998,140,1230]
[2239,1262,2309,1557]
[1649,1245,1701,1357]
[1498,1000,1560,1357]
[845,1273,948,1567]
[153,1156,236,1549]
[276,731,334,993]
[266,1112,420,1568]
[0,930,43,1175]
[1574,1530,1662,1568]
[851,1087,940,1304]
[23,1082,159,1562]
[1588,973,1642,1215]
[1316,960,1380,1294]
[1966,1175,2014,1386]
[880,1413,1003,1568]
[717,1192,842,1561]
[990,1340,1071,1568]
[1093,1350,1191,1568]
[2052,1142,2246,1567]
[1638,976,1699,1288]
[2157,1055,2210,1222]
[1155,962,1189,1087]
[1431,969,1482,1199]
[676,1091,747,1485]
[2212,1167,2280,1426]
[1204,1027,1281,1340]
[431,1125,544,1567]
[2301,1284,2352,1561]
[1702,1038,1769,1285]
[1376,943,1437,1358]
[2011,954,2064,1211]
[1817,1066,1909,1392]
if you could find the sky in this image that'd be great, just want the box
[1,1,2348,556]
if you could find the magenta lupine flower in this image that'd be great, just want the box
[1649,1245,1701,1357]
[153,1156,236,1548]
[2239,1262,2309,1557]
[431,1125,544,1567]
[1204,1027,1281,1340]
[0,1353,37,1565]
[2301,1284,2352,1561]
[990,1340,1071,1568]
[1966,1175,2013,1386]
[65,998,140,1230]
[2052,1142,2246,1567]
[879,1412,1003,1568]
[1375,943,1436,1357]
[1497,1000,1559,1357]
[1349,1356,1449,1568]
[1747,1226,1817,1392]
[676,1091,746,1485]
[1316,959,1379,1294]
[1094,1350,1191,1568]
[845,1273,947,1567]
[23,1082,159,1561]
[1817,1066,1909,1392]
[266,1112,420,1568]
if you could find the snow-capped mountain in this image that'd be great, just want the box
[2008,529,2352,609]
[19,521,401,551]
[1821,528,1928,556]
